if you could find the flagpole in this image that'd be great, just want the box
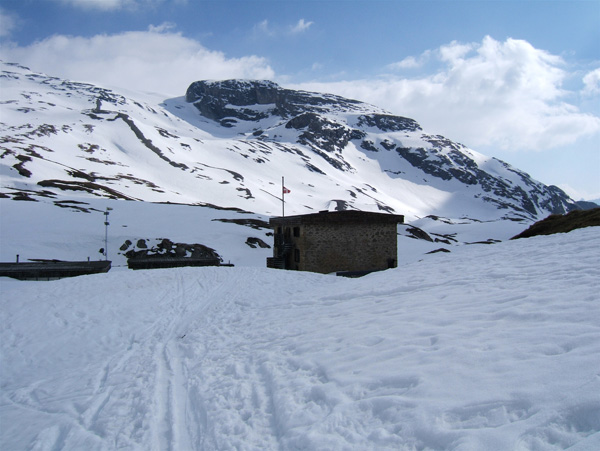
[282,176,285,217]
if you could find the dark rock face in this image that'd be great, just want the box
[405,226,434,242]
[285,112,320,130]
[185,80,277,125]
[186,79,279,107]
[122,238,222,261]
[286,113,362,154]
[185,79,367,124]
[426,247,451,254]
[245,237,271,248]
[488,161,575,216]
[391,139,575,216]
[356,114,421,133]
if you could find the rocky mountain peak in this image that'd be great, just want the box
[185,79,280,107]
[185,79,386,126]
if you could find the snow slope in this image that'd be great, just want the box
[2,227,599,450]
[1,62,576,222]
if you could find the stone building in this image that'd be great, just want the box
[266,210,404,275]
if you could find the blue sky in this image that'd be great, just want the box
[1,0,599,200]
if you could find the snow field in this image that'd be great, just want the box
[1,227,599,450]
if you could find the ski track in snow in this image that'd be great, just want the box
[1,228,600,450]
[0,269,245,450]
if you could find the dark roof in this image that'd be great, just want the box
[0,260,111,280]
[269,210,404,226]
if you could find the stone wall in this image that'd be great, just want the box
[269,211,403,274]
[295,222,397,274]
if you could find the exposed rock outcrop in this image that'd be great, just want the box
[511,208,600,239]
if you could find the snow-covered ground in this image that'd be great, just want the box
[1,226,599,450]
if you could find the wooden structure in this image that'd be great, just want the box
[267,210,404,275]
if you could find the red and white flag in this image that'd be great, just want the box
[283,187,291,194]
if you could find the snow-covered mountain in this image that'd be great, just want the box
[1,62,576,220]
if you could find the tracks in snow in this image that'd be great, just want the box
[141,268,273,451]
[2,267,330,450]
[4,268,252,450]
[148,269,240,451]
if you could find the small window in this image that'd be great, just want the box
[293,226,300,237]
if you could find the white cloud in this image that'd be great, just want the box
[582,68,600,96]
[0,7,18,37]
[295,36,600,152]
[290,19,313,34]
[56,0,187,11]
[388,56,420,70]
[439,40,474,63]
[253,19,273,37]
[0,30,274,96]
[148,22,176,33]
[387,50,432,71]
[57,0,135,11]
[254,18,313,37]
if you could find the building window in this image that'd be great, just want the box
[294,248,300,262]
[293,226,300,237]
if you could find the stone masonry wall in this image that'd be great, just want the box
[297,222,397,274]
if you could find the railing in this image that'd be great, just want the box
[269,233,294,269]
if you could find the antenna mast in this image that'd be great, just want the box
[103,207,112,260]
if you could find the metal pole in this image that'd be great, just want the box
[282,176,285,217]
[104,207,112,261]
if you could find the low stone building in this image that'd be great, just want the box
[266,210,404,275]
